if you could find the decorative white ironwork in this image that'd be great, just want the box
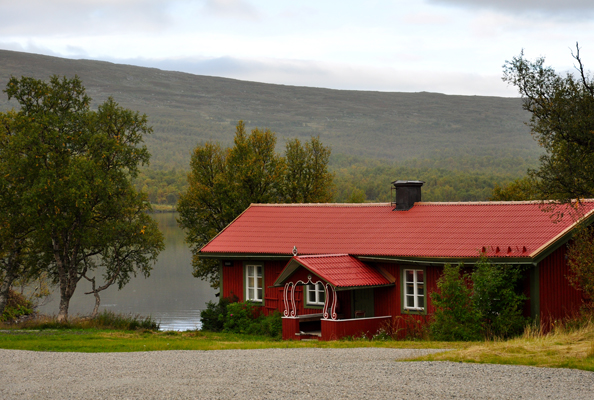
[322,284,338,320]
[282,275,338,320]
[292,246,298,256]
[283,282,292,317]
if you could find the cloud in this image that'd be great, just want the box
[202,0,260,19]
[426,0,594,18]
[0,0,177,35]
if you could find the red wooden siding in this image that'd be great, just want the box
[373,263,440,318]
[282,317,300,340]
[539,245,583,325]
[223,260,445,320]
[425,265,440,316]
[321,317,392,340]
[374,263,399,317]
[222,261,244,302]
[263,261,284,315]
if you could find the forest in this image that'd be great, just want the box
[134,148,538,206]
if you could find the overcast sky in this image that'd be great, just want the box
[1,0,593,96]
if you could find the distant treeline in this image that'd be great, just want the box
[135,168,187,206]
[136,150,537,206]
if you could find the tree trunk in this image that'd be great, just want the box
[0,272,16,317]
[0,258,18,317]
[57,293,70,322]
[53,234,83,323]
[90,291,101,319]
[56,263,79,322]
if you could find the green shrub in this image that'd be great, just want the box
[430,259,529,341]
[223,301,259,333]
[200,298,282,338]
[260,311,282,338]
[1,290,34,322]
[430,264,482,341]
[472,257,528,339]
[200,296,236,332]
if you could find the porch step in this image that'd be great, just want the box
[297,330,321,337]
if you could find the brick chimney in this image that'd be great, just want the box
[392,180,424,211]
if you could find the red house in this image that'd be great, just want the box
[200,181,594,340]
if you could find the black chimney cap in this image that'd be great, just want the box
[392,180,424,211]
[391,180,424,187]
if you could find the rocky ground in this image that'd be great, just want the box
[1,348,593,399]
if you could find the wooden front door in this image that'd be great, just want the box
[352,288,374,318]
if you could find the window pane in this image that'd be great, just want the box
[256,266,262,277]
[406,270,414,283]
[418,295,424,309]
[406,295,414,308]
[406,283,414,295]
[416,270,424,283]
[257,277,262,289]
[308,287,315,303]
[257,289,262,300]
[248,288,254,299]
[319,290,325,303]
[248,265,254,277]
[417,283,424,296]
[248,277,254,289]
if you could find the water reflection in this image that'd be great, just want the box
[39,212,217,331]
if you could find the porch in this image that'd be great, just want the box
[282,314,393,341]
[274,254,396,341]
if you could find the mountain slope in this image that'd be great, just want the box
[0,50,537,171]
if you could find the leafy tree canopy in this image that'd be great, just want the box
[177,121,334,287]
[0,75,164,320]
[490,176,540,201]
[502,43,594,202]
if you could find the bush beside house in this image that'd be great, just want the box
[200,297,282,338]
[431,258,528,341]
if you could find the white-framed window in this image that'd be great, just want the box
[404,269,424,311]
[306,282,326,306]
[245,264,263,302]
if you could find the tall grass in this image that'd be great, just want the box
[415,313,594,371]
[1,310,160,331]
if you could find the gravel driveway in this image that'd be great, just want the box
[1,348,593,399]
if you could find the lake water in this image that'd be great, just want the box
[38,212,217,331]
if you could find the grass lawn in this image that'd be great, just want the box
[0,329,462,353]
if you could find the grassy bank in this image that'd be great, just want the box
[412,320,594,372]
[0,329,460,353]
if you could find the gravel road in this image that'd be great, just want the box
[1,348,593,399]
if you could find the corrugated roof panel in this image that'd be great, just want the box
[201,201,594,259]
[292,254,391,288]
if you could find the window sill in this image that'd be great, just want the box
[304,305,324,310]
[403,308,425,315]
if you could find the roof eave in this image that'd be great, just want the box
[200,252,292,260]
[356,255,538,266]
[530,207,594,264]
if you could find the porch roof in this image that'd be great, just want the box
[273,254,393,289]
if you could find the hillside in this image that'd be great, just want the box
[0,50,537,173]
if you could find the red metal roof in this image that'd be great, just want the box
[200,200,594,259]
[274,254,392,288]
